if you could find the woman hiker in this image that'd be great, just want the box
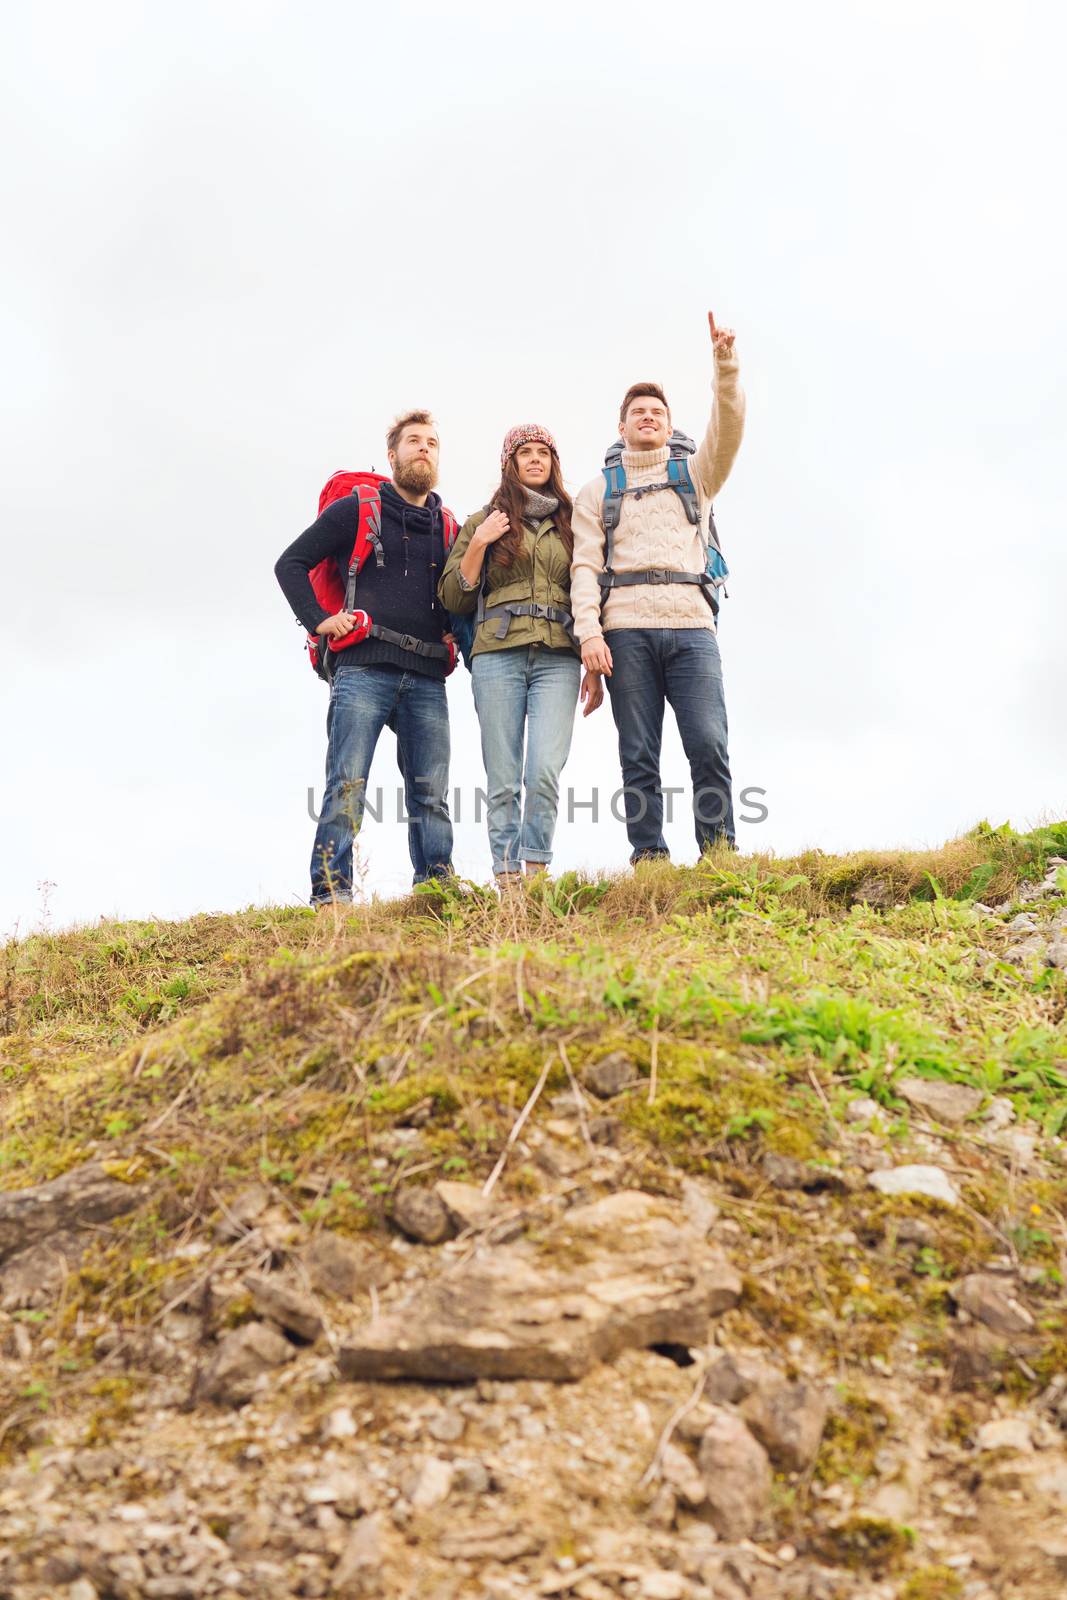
[439,424,604,883]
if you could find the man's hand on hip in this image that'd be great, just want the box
[317,611,360,639]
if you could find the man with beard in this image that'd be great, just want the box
[275,411,456,903]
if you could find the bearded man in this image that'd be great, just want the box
[275,410,455,902]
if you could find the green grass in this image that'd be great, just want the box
[1,822,1065,1530]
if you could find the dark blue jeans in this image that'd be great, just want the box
[605,628,734,861]
[311,664,453,902]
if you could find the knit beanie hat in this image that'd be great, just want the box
[500,423,558,472]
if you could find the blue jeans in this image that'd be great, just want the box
[311,663,453,901]
[605,628,734,861]
[471,647,581,875]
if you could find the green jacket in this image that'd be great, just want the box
[438,507,578,658]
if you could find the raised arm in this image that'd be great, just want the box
[438,508,508,614]
[693,310,746,500]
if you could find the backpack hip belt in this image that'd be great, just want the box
[479,600,575,642]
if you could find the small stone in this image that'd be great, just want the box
[334,1511,384,1597]
[583,1052,637,1099]
[393,1187,453,1245]
[323,1406,358,1441]
[305,1469,367,1517]
[697,1406,771,1540]
[679,1177,720,1238]
[1047,938,1067,970]
[983,1097,1016,1130]
[193,1321,295,1406]
[439,1525,539,1561]
[1007,913,1038,931]
[896,1217,936,1246]
[896,1078,983,1126]
[69,1583,99,1600]
[406,1455,454,1510]
[434,1180,496,1233]
[976,1417,1033,1453]
[740,1378,829,1473]
[846,1097,879,1122]
[244,1271,323,1343]
[703,1352,772,1406]
[868,1165,960,1206]
[640,1573,689,1599]
[453,1458,491,1495]
[951,1274,1035,1335]
[761,1153,851,1192]
[302,1232,398,1299]
[427,1407,466,1443]
[1005,935,1049,966]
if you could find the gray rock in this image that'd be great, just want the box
[1008,913,1038,931]
[851,874,892,908]
[761,1153,851,1192]
[1047,937,1067,970]
[951,1273,1036,1335]
[584,1052,637,1099]
[244,1271,323,1343]
[697,1406,771,1539]
[868,1165,960,1206]
[976,1416,1033,1452]
[0,1231,86,1309]
[426,1407,466,1443]
[438,1524,540,1561]
[405,1456,453,1511]
[433,1180,496,1234]
[983,1096,1016,1130]
[339,1190,740,1382]
[846,1097,879,1122]
[896,1077,983,1126]
[334,1512,384,1597]
[740,1378,829,1472]
[193,1320,295,1406]
[1005,935,1049,966]
[679,1177,720,1238]
[0,1162,140,1265]
[393,1186,453,1245]
[301,1232,398,1299]
[703,1352,773,1406]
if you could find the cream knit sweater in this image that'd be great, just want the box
[570,349,745,643]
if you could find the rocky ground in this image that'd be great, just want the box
[2,831,1067,1599]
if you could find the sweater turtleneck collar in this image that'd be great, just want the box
[382,480,439,527]
[521,485,559,524]
[620,442,671,474]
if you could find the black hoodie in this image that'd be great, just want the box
[275,482,451,680]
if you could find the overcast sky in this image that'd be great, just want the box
[2,0,1064,933]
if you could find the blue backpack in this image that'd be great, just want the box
[600,430,729,618]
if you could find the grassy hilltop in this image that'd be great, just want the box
[2,821,1067,1599]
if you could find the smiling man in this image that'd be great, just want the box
[275,411,456,903]
[570,313,746,863]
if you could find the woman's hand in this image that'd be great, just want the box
[580,669,604,716]
[475,509,510,546]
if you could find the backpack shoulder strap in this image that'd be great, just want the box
[343,484,384,611]
[601,459,626,572]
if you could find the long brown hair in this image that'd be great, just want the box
[487,453,573,570]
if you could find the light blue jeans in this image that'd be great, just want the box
[471,647,581,875]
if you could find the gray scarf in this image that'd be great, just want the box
[522,486,559,525]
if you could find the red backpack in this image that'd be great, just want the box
[305,471,460,680]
